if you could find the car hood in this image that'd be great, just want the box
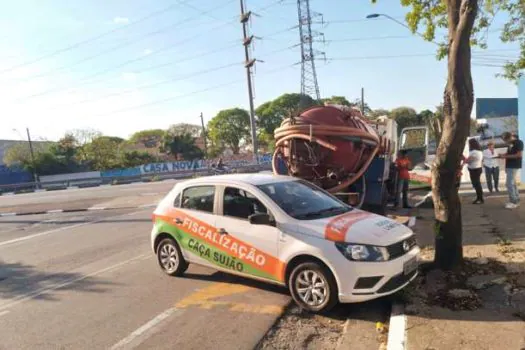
[281,209,414,246]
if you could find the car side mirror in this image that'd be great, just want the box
[249,213,275,226]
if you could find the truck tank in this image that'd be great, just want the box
[272,104,393,196]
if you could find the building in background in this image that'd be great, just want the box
[475,97,518,141]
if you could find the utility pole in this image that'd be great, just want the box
[199,112,208,158]
[239,0,259,163]
[26,127,40,189]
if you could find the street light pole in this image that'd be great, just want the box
[365,13,439,46]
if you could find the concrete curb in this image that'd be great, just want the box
[334,318,351,349]
[386,302,406,350]
[0,203,157,217]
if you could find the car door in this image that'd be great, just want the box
[214,185,284,283]
[171,184,219,268]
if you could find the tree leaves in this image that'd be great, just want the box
[378,0,523,81]
[160,133,204,160]
[207,108,251,154]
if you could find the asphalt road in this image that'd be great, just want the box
[0,182,392,349]
[0,207,292,349]
[0,181,178,214]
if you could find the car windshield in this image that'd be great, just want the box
[257,180,351,220]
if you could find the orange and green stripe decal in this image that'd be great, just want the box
[324,211,372,242]
[153,207,285,282]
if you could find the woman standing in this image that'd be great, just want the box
[467,138,484,204]
[482,140,500,193]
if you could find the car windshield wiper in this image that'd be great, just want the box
[297,206,348,219]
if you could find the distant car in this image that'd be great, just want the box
[151,174,420,313]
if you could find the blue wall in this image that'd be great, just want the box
[0,165,32,185]
[519,72,525,183]
[476,97,518,118]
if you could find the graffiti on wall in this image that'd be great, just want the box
[99,153,273,178]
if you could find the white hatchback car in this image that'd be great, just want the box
[151,174,419,312]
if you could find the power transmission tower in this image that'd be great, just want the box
[297,0,324,104]
[239,0,259,163]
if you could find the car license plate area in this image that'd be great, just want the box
[403,256,418,275]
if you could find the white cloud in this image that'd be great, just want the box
[143,49,153,56]
[113,17,130,25]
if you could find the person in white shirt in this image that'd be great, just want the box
[467,138,484,204]
[482,140,499,193]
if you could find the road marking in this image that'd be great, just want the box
[139,203,156,208]
[0,253,148,312]
[175,282,283,315]
[87,206,106,211]
[387,303,406,350]
[0,310,10,317]
[110,308,181,350]
[0,209,147,248]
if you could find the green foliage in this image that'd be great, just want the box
[257,130,276,153]
[167,123,202,137]
[321,95,352,106]
[129,129,165,148]
[82,136,121,170]
[369,108,391,119]
[389,106,422,133]
[119,151,158,168]
[374,0,524,82]
[161,133,204,160]
[208,108,251,154]
[3,142,51,167]
[255,93,317,136]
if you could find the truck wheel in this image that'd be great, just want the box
[288,262,338,313]
[156,238,189,276]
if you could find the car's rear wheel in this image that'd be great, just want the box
[156,238,188,276]
[288,262,338,313]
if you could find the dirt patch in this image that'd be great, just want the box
[256,305,347,350]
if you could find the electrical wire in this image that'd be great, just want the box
[326,49,520,62]
[47,62,242,110]
[84,63,296,119]
[12,37,240,102]
[7,0,289,103]
[40,45,296,112]
[11,0,236,83]
[0,0,193,75]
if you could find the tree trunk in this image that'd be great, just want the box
[432,0,478,270]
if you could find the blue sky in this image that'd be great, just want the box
[0,0,520,141]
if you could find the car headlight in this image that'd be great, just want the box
[335,242,390,262]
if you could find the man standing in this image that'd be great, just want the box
[483,140,500,193]
[499,132,523,209]
[395,150,412,209]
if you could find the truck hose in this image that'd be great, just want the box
[272,106,381,194]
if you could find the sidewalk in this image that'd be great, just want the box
[405,192,525,350]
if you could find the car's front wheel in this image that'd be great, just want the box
[288,262,338,313]
[156,238,189,276]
